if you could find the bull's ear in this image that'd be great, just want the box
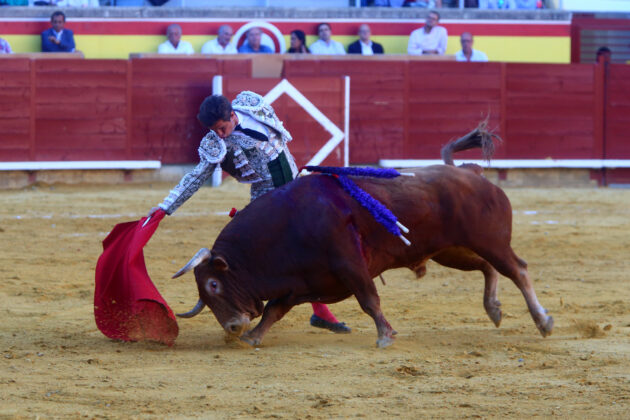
[212,255,229,271]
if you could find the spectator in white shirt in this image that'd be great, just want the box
[201,25,237,55]
[455,32,488,62]
[407,11,448,56]
[158,24,195,55]
[309,23,346,55]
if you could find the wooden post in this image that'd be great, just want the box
[29,59,36,161]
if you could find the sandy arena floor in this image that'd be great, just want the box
[1,179,629,419]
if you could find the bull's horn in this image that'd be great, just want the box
[172,248,212,279]
[176,299,205,318]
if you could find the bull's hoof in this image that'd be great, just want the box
[310,315,352,334]
[486,307,503,328]
[376,336,395,348]
[537,316,554,337]
[484,299,502,328]
[239,334,261,347]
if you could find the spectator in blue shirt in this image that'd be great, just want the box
[238,27,272,54]
[41,11,76,53]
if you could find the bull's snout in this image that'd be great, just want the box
[224,315,250,337]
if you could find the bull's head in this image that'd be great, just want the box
[173,248,261,338]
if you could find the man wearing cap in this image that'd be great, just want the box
[148,91,351,334]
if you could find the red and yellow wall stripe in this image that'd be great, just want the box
[0,18,570,63]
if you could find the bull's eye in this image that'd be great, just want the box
[210,281,218,289]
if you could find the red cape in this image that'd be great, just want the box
[94,210,178,346]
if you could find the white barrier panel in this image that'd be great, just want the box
[0,161,161,171]
[379,159,630,169]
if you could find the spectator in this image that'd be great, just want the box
[348,24,384,55]
[309,23,346,55]
[0,37,12,54]
[55,0,99,6]
[41,11,76,53]
[287,30,309,54]
[455,32,488,62]
[372,0,406,5]
[596,46,612,64]
[478,0,518,8]
[238,27,273,54]
[407,11,447,55]
[158,24,194,55]
[402,0,443,6]
[201,25,237,55]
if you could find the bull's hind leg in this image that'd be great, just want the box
[240,298,293,346]
[432,247,502,327]
[480,248,554,337]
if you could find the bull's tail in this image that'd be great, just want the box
[441,119,501,166]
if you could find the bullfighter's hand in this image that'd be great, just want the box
[147,206,162,218]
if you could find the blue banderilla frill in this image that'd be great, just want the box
[303,166,412,246]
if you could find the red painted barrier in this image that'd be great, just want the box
[283,59,618,164]
[0,57,252,164]
[1,57,629,183]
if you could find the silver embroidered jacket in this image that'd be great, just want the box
[158,91,298,214]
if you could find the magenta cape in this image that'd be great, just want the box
[94,210,178,346]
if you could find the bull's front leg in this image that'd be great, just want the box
[240,298,292,347]
[350,280,396,348]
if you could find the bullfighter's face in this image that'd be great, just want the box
[209,111,238,139]
[194,257,262,338]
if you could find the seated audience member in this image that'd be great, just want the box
[158,24,194,55]
[238,27,273,54]
[596,46,612,63]
[309,23,346,55]
[201,25,237,55]
[403,0,443,6]
[287,30,309,54]
[55,0,99,6]
[372,0,406,5]
[0,37,12,54]
[455,32,488,62]
[348,24,384,55]
[41,11,76,53]
[407,11,447,55]
[478,0,517,8]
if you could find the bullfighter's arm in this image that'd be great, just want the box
[158,132,227,215]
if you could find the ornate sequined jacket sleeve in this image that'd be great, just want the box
[232,91,293,145]
[158,133,227,215]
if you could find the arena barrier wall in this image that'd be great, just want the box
[282,58,630,184]
[0,56,251,164]
[1,56,629,185]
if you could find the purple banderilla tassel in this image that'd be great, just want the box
[304,166,401,179]
[335,175,407,240]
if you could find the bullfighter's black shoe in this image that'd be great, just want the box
[310,315,352,334]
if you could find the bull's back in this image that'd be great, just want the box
[349,166,513,269]
[214,168,512,277]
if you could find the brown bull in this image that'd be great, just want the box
[173,127,554,347]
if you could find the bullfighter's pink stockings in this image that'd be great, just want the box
[311,303,339,323]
